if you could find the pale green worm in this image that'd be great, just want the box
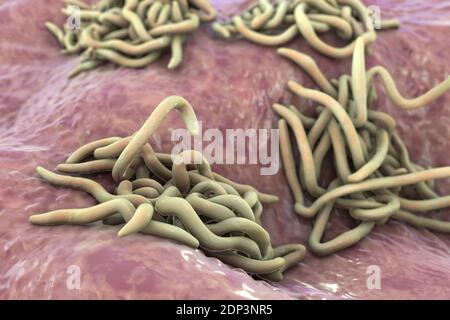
[112,96,199,182]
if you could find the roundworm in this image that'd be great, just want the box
[147,1,163,27]
[98,9,129,28]
[117,180,133,195]
[81,27,171,56]
[186,193,237,221]
[288,105,316,129]
[142,143,173,180]
[46,22,65,45]
[219,183,241,196]
[350,195,400,222]
[47,0,212,74]
[334,197,386,210]
[29,199,136,226]
[251,7,262,20]
[295,4,376,59]
[122,0,152,42]
[288,81,366,169]
[347,129,389,183]
[70,53,101,73]
[211,173,279,204]
[37,166,150,207]
[66,137,121,163]
[309,199,376,256]
[84,137,119,159]
[210,252,286,275]
[57,159,116,174]
[307,108,333,149]
[252,201,263,221]
[384,153,401,168]
[95,48,162,67]
[189,0,217,21]
[63,31,81,54]
[250,0,275,30]
[189,180,228,196]
[172,150,213,193]
[212,23,231,39]
[178,0,189,14]
[103,28,129,40]
[63,0,91,10]
[399,195,450,212]
[207,195,256,221]
[336,0,374,31]
[206,217,271,257]
[367,66,450,110]
[279,119,304,204]
[94,0,115,11]
[128,24,140,41]
[327,118,352,182]
[380,19,401,30]
[272,103,323,197]
[112,96,198,182]
[392,133,438,199]
[307,13,353,40]
[168,34,185,69]
[302,0,341,15]
[134,187,161,198]
[132,178,164,193]
[155,197,263,259]
[141,218,200,248]
[381,164,407,177]
[62,8,100,21]
[244,191,258,208]
[295,167,450,218]
[351,36,368,128]
[272,243,306,271]
[392,210,450,234]
[118,203,154,237]
[264,0,289,29]
[156,3,171,25]
[137,0,155,18]
[150,13,200,36]
[135,163,150,179]
[368,110,396,133]
[278,48,337,97]
[284,14,331,32]
[414,163,435,189]
[102,214,127,225]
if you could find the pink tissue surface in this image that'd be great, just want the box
[0,0,449,299]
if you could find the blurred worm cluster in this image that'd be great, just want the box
[29,96,306,281]
[46,0,217,78]
[274,38,450,256]
[213,0,399,58]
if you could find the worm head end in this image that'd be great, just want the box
[36,166,49,177]
[277,47,290,56]
[28,215,37,224]
[287,80,303,93]
[29,214,45,225]
[117,228,129,238]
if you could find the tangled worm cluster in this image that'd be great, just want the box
[29,96,306,281]
[46,0,217,77]
[212,0,399,58]
[275,37,450,256]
